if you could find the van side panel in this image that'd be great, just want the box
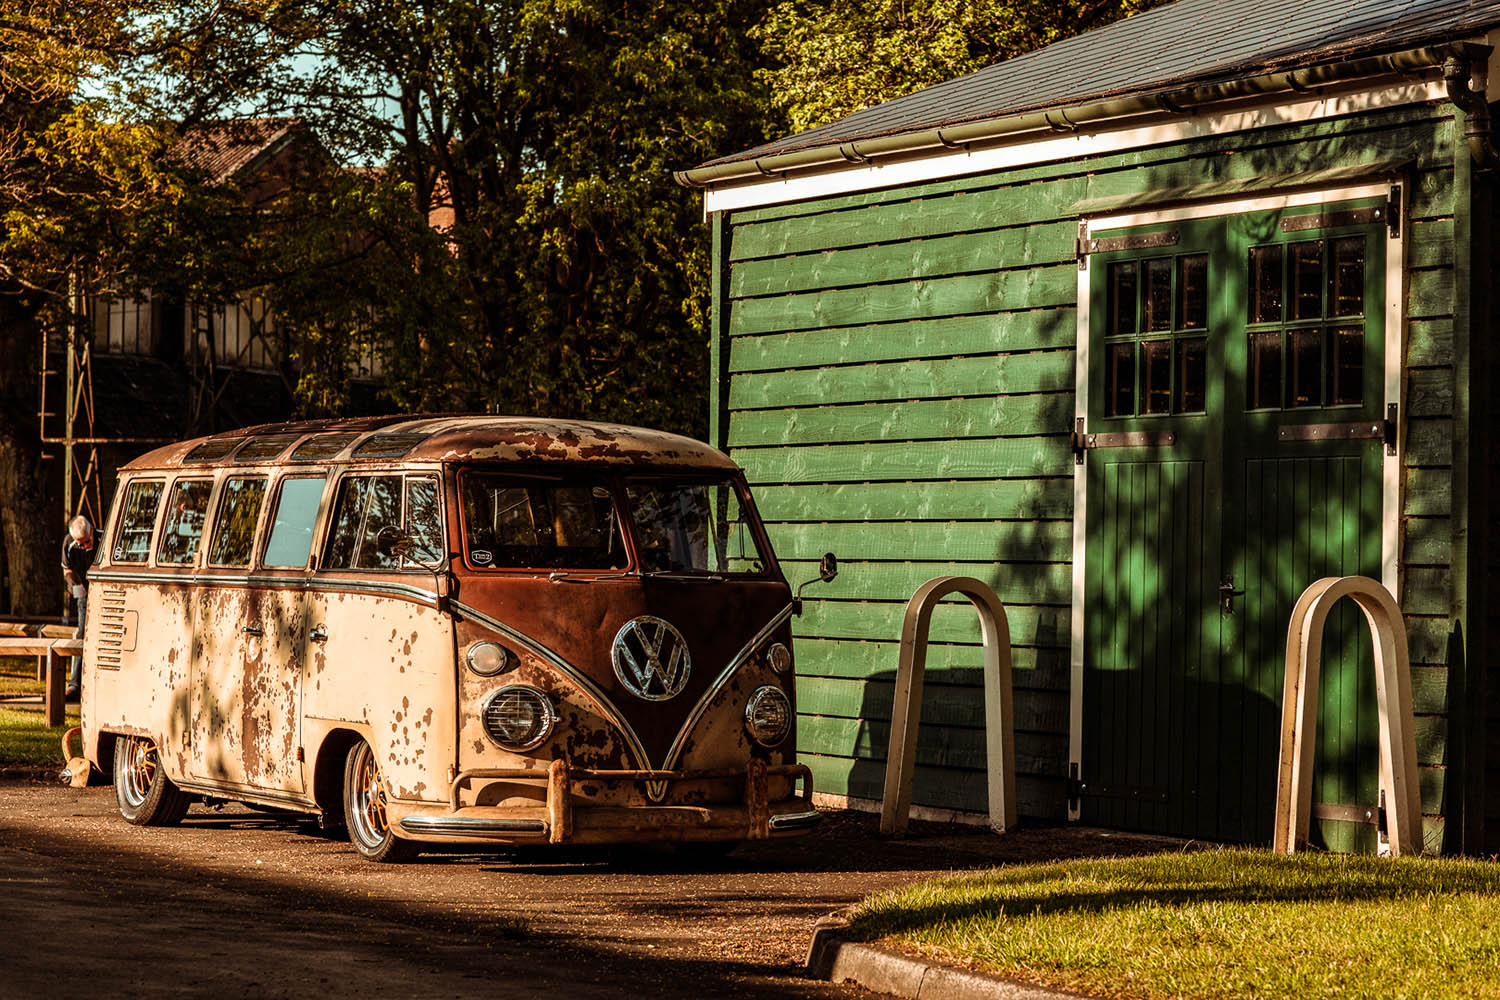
[89,579,196,779]
[302,589,455,802]
[189,583,307,793]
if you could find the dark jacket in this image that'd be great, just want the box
[61,530,102,591]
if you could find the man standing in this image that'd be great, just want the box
[61,515,99,700]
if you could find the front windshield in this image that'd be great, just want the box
[461,472,626,570]
[625,478,768,575]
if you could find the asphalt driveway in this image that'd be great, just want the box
[0,778,1178,998]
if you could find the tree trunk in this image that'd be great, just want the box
[0,298,61,616]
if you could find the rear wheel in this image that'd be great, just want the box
[343,741,417,863]
[113,734,191,826]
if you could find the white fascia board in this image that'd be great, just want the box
[702,79,1447,217]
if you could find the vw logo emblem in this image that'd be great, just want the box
[612,616,692,701]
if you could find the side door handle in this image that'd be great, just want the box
[309,625,328,642]
[241,626,263,636]
[1218,576,1246,615]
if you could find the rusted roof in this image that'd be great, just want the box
[122,416,738,472]
[170,119,301,184]
[697,0,1500,170]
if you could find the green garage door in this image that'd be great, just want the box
[1080,198,1388,847]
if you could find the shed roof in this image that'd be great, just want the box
[697,0,1500,171]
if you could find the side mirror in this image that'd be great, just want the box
[375,524,414,560]
[794,551,839,616]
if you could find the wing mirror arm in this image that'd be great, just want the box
[793,552,838,617]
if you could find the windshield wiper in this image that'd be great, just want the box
[547,570,635,583]
[642,570,724,582]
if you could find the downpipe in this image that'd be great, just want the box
[1444,54,1500,171]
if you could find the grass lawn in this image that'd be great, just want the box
[851,849,1500,1000]
[0,655,79,768]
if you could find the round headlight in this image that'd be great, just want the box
[744,685,791,747]
[481,685,556,751]
[466,641,513,676]
[766,642,793,674]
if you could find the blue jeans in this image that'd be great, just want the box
[68,591,85,691]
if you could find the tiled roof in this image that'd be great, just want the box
[170,119,299,184]
[701,0,1500,168]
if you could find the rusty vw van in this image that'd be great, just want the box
[83,416,826,861]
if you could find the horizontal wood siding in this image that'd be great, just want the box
[714,104,1459,836]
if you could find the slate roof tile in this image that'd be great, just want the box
[702,0,1500,168]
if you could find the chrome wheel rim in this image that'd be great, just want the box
[118,735,157,809]
[349,744,390,847]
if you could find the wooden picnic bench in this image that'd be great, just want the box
[0,635,85,727]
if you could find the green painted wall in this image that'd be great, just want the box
[710,102,1467,845]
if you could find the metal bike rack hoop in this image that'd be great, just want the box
[879,576,1017,836]
[1273,576,1422,857]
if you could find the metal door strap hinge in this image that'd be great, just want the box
[1277,404,1397,455]
[1072,418,1177,463]
[1310,797,1387,834]
[1067,762,1082,808]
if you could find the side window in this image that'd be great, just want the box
[112,480,164,564]
[406,476,443,564]
[324,473,441,571]
[207,477,267,567]
[157,479,213,565]
[262,476,327,569]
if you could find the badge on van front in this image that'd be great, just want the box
[611,616,691,701]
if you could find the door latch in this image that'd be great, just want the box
[309,625,328,642]
[1219,575,1245,615]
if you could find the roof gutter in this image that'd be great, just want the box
[676,43,1482,190]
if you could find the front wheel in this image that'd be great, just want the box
[113,734,191,826]
[343,741,417,863]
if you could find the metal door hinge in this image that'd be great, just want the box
[1067,762,1083,809]
[1072,418,1176,463]
[1388,184,1402,238]
[1385,402,1398,456]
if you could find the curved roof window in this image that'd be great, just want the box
[234,434,301,462]
[183,438,241,463]
[351,433,429,459]
[290,433,358,461]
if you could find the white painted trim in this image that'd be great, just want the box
[1383,188,1405,594]
[1067,182,1402,824]
[702,80,1446,216]
[1069,233,1090,823]
[1087,183,1392,231]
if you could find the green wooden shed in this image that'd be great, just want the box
[679,0,1500,853]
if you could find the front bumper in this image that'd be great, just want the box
[391,759,819,845]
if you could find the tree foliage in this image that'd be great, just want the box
[123,0,776,436]
[755,0,1171,134]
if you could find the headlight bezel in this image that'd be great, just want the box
[480,684,557,751]
[744,684,792,747]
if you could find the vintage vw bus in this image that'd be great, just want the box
[82,416,829,861]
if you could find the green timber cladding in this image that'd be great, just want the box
[687,1,1500,853]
